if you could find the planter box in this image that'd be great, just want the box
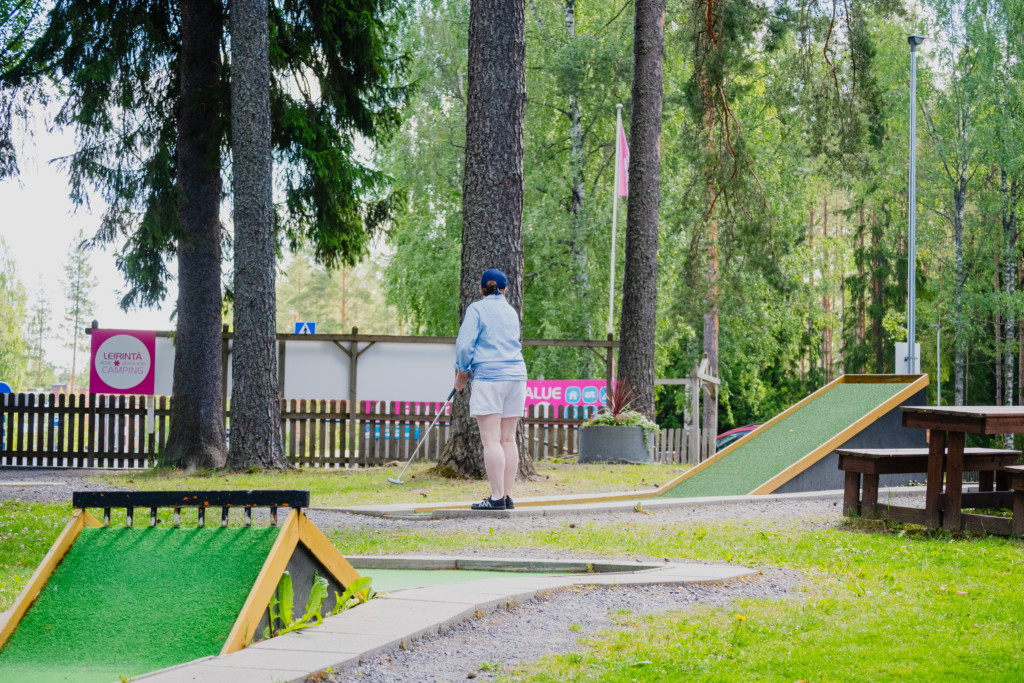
[577,425,653,464]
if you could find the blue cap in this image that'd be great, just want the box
[481,268,507,290]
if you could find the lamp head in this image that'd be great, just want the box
[908,35,925,49]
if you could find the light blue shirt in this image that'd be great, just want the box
[454,294,527,382]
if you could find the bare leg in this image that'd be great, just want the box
[475,413,504,499]
[500,416,520,496]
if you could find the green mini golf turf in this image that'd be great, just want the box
[0,525,281,683]
[661,382,913,499]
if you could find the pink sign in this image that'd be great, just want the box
[90,329,156,395]
[525,380,608,408]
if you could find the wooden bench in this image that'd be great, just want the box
[837,447,1021,523]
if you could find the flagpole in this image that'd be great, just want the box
[609,104,622,336]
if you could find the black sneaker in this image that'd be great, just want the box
[504,496,515,510]
[471,497,506,511]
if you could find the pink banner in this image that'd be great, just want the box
[90,329,156,395]
[616,118,629,197]
[525,380,608,409]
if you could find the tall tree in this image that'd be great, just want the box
[25,277,51,388]
[61,229,95,392]
[617,0,664,418]
[0,236,27,388]
[435,0,534,480]
[0,0,48,178]
[165,0,229,468]
[227,0,284,470]
[3,0,408,468]
[918,3,992,406]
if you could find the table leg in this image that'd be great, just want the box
[843,470,861,516]
[1012,473,1024,536]
[944,431,966,531]
[862,474,879,518]
[925,430,946,528]
[978,471,994,492]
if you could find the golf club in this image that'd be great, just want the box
[387,387,457,485]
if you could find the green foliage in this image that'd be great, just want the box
[0,0,50,178]
[1,0,410,307]
[0,235,27,388]
[276,250,405,334]
[329,575,375,614]
[263,571,375,639]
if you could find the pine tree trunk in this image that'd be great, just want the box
[163,0,227,470]
[227,0,285,470]
[619,0,664,419]
[435,0,534,480]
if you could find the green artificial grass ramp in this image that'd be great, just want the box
[0,525,281,683]
[662,382,912,499]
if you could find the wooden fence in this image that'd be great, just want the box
[0,393,702,469]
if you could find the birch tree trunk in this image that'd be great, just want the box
[1001,171,1018,448]
[953,167,967,406]
[564,0,591,371]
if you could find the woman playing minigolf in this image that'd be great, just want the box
[454,268,527,511]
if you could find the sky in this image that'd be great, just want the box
[0,123,177,367]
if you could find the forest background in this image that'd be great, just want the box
[2,0,1023,435]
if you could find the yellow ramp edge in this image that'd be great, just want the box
[221,509,362,655]
[749,374,928,494]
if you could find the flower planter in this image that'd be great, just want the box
[577,425,653,464]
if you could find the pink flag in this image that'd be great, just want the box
[616,118,629,197]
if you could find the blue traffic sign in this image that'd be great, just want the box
[294,322,316,334]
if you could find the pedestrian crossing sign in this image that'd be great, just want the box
[294,322,316,334]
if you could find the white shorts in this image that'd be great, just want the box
[470,380,526,418]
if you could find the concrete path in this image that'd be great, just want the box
[136,556,755,683]
[318,485,925,519]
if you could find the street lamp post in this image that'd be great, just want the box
[907,35,925,374]
[930,323,941,406]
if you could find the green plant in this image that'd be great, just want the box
[582,380,659,437]
[263,572,332,639]
[329,576,375,615]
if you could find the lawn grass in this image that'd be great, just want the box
[4,469,1024,681]
[325,518,1024,682]
[95,460,682,507]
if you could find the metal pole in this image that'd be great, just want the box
[608,104,623,336]
[931,323,941,405]
[907,36,925,373]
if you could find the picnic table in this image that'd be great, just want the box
[902,405,1024,533]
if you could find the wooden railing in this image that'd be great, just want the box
[0,393,702,469]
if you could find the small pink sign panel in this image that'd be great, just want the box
[89,329,156,395]
[525,380,608,408]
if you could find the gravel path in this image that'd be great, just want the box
[0,468,918,682]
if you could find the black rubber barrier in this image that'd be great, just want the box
[72,490,310,510]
